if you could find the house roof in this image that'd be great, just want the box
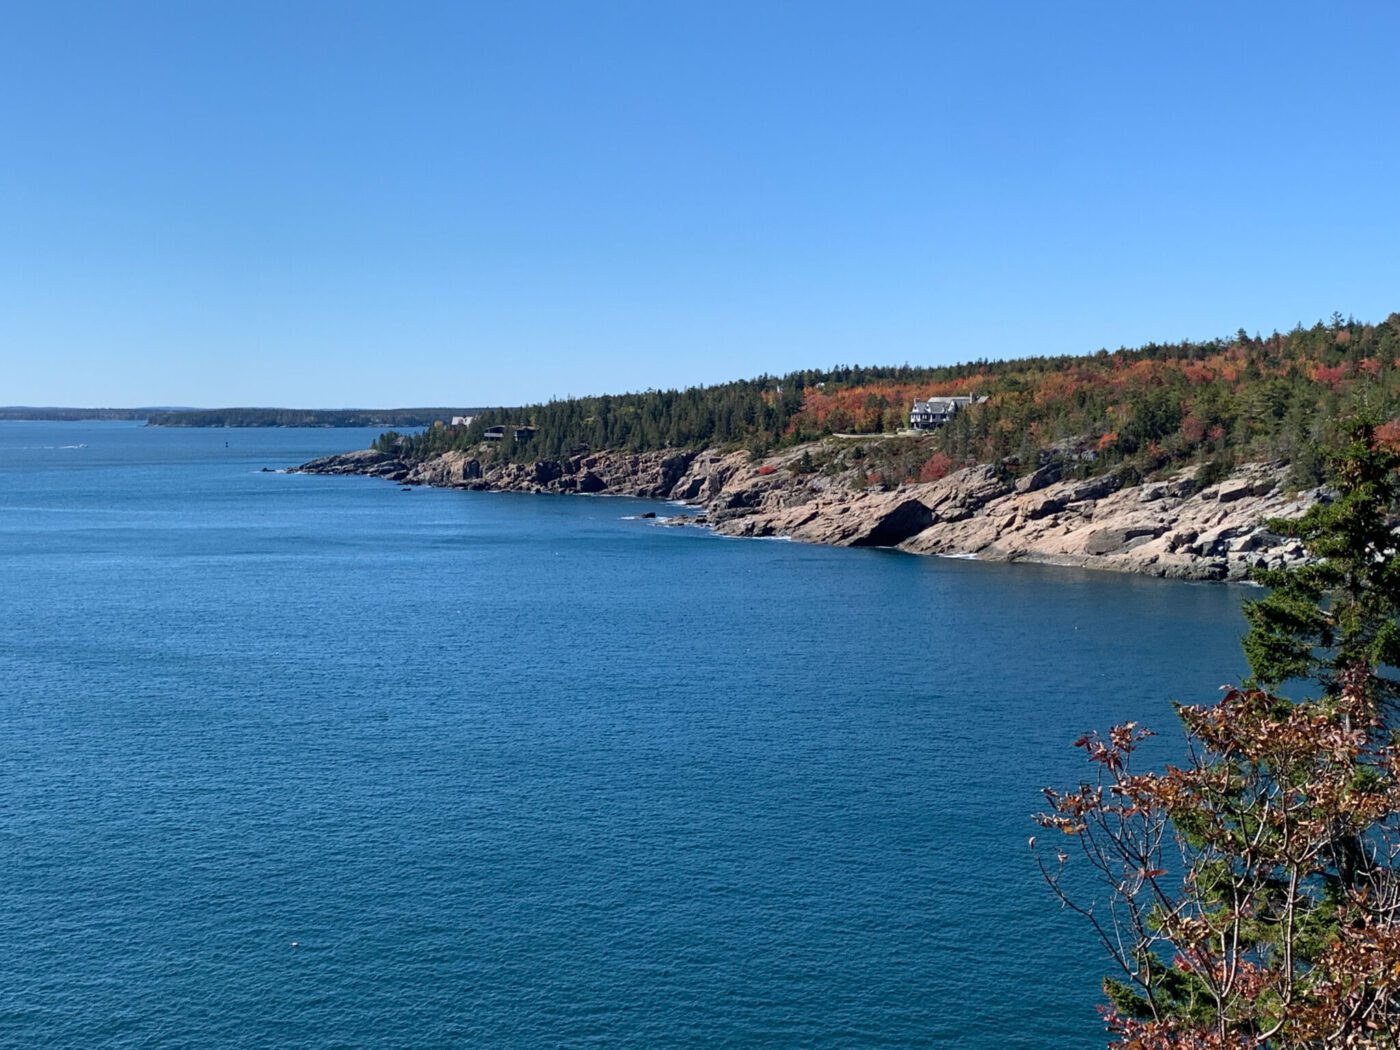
[913,395,983,412]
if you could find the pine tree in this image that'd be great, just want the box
[1243,416,1400,710]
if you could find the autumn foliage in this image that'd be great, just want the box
[389,313,1400,488]
[917,451,954,483]
[1039,679,1400,1048]
[1376,420,1400,454]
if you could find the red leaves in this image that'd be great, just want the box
[793,382,931,433]
[1070,722,1155,773]
[1310,361,1350,390]
[1039,672,1400,1048]
[1374,419,1400,455]
[1109,722,1152,751]
[917,451,953,483]
[1180,413,1208,444]
[1102,1010,1257,1049]
[1034,812,1085,835]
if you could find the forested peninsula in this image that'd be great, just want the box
[146,407,483,428]
[0,407,160,421]
[299,314,1400,581]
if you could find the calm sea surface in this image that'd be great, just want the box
[0,421,1254,1048]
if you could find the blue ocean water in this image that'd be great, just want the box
[0,421,1254,1048]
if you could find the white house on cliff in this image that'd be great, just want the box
[909,395,986,430]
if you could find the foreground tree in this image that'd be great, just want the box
[1034,420,1400,1048]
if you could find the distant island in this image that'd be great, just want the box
[145,408,486,428]
[0,407,174,421]
[297,312,1400,582]
[1,406,487,427]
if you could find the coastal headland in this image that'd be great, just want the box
[294,441,1316,582]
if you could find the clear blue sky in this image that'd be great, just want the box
[3,1,1397,408]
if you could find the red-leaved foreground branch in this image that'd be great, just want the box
[1034,671,1400,1048]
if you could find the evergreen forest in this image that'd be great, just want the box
[381,313,1400,487]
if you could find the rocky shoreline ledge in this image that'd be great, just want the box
[294,443,1320,582]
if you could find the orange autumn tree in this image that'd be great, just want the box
[1034,419,1400,1048]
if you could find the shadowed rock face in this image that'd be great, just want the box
[846,497,934,547]
[293,443,1321,583]
[715,489,933,548]
[575,471,606,494]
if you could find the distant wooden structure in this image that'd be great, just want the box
[481,424,537,443]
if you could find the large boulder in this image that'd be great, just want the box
[1014,461,1063,494]
[1063,474,1123,502]
[1084,525,1164,556]
[1217,475,1277,503]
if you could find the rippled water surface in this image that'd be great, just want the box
[0,421,1254,1047]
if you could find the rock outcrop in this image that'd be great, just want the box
[430,449,701,498]
[297,448,409,479]
[893,461,1314,581]
[293,442,1322,582]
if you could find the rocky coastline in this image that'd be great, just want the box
[293,442,1320,582]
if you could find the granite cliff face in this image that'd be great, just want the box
[294,442,1320,582]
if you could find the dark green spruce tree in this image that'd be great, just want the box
[1243,416,1400,711]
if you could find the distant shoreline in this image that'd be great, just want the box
[144,408,483,428]
[0,408,480,427]
[0,409,154,422]
[147,421,426,429]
